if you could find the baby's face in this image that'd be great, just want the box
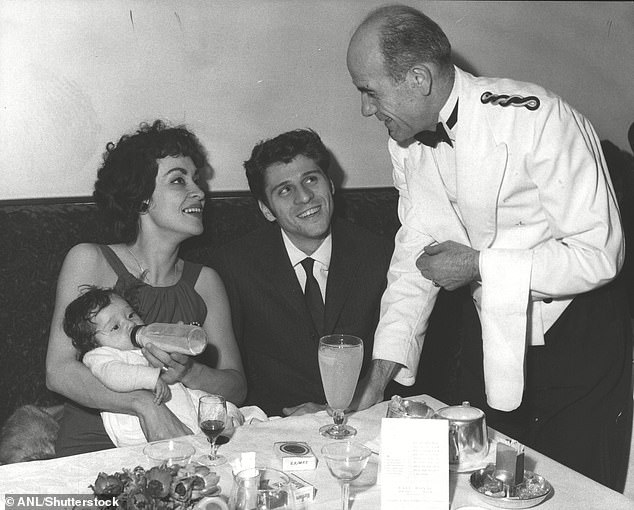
[94,295,144,350]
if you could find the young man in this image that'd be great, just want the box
[209,129,395,417]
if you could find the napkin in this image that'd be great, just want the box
[237,405,269,425]
[479,249,532,412]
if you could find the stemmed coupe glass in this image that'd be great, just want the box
[197,394,227,466]
[318,334,363,439]
[322,441,372,510]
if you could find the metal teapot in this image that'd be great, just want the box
[434,401,489,472]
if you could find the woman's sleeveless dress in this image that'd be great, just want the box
[55,245,207,457]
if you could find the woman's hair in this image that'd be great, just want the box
[63,285,119,355]
[243,128,330,205]
[93,119,209,242]
[363,4,452,83]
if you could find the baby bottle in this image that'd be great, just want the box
[130,323,207,355]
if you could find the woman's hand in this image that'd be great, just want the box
[135,393,193,442]
[143,344,194,385]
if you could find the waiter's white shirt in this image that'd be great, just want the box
[373,66,624,411]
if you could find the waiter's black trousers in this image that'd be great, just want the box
[456,279,633,492]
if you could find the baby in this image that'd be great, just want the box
[63,286,244,447]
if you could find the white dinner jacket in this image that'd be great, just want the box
[373,67,624,411]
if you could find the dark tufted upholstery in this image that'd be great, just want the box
[0,188,399,428]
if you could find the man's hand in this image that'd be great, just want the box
[416,241,480,290]
[351,375,384,412]
[282,402,327,417]
[143,344,194,385]
[350,359,402,411]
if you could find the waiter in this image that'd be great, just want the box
[347,4,632,491]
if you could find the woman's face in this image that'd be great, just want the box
[143,155,206,240]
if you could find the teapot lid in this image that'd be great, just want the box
[435,401,485,421]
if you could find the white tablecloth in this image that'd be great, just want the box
[0,395,632,509]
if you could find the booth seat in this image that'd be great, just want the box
[0,188,400,430]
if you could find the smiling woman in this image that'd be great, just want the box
[44,120,246,457]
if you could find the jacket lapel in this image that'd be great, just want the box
[258,225,310,320]
[456,72,509,249]
[322,220,358,334]
[404,143,470,245]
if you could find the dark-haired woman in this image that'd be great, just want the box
[46,120,246,456]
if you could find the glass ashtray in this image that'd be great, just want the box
[469,464,553,508]
[143,439,196,466]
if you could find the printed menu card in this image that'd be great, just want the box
[380,417,448,509]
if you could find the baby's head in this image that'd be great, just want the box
[63,286,143,356]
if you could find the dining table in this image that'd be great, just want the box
[0,394,632,510]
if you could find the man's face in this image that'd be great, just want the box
[259,154,334,255]
[347,26,432,143]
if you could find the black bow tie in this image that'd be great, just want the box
[414,101,458,148]
[415,123,452,148]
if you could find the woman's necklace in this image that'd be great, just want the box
[126,246,178,285]
[126,246,149,282]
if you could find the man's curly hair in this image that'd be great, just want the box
[93,119,209,243]
[243,128,330,206]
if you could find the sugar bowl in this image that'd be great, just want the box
[386,395,435,419]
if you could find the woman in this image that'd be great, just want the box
[46,120,246,456]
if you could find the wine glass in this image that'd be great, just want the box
[318,334,363,439]
[197,394,228,466]
[229,467,296,510]
[322,441,372,510]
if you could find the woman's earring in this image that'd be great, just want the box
[139,200,150,213]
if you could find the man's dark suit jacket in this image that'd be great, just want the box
[209,217,393,417]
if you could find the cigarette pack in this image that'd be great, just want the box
[274,441,317,471]
[287,472,316,506]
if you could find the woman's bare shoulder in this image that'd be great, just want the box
[194,265,226,296]
[197,264,221,281]
[61,243,116,284]
[65,242,103,260]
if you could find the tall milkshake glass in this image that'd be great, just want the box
[318,334,363,439]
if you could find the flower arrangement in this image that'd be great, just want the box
[91,463,221,510]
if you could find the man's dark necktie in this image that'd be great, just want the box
[301,257,325,335]
[414,101,458,148]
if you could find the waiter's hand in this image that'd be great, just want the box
[350,359,401,411]
[351,376,383,411]
[416,241,480,290]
